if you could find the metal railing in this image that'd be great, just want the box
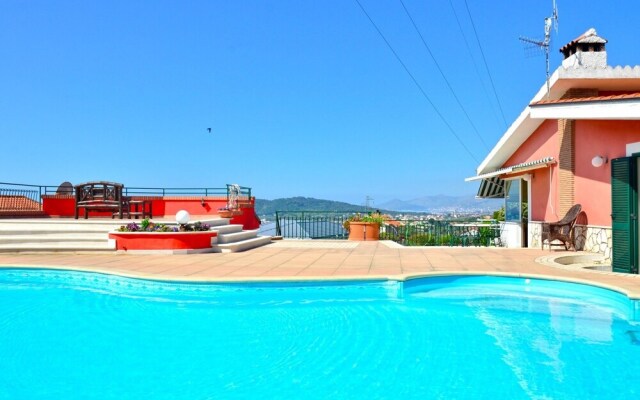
[123,185,252,200]
[380,220,502,247]
[275,211,352,239]
[274,210,502,247]
[0,183,44,211]
[0,182,252,212]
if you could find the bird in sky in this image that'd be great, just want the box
[207,128,212,133]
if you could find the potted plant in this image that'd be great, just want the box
[343,212,386,241]
[109,218,217,252]
[218,185,244,218]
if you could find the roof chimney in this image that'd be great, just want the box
[559,28,608,69]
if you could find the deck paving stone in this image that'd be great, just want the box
[1,242,640,297]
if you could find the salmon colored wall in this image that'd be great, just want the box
[530,167,553,222]
[574,120,640,226]
[503,120,559,167]
[502,120,559,222]
[499,119,640,226]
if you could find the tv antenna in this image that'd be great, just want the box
[365,195,374,211]
[519,0,559,98]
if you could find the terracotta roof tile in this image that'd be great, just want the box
[531,92,640,106]
[559,28,607,53]
[0,195,40,210]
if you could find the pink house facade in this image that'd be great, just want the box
[467,29,640,272]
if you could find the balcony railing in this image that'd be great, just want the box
[274,211,502,247]
[275,211,353,239]
[0,182,252,213]
[0,183,43,212]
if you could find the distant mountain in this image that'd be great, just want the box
[255,197,371,216]
[255,195,502,216]
[378,195,501,212]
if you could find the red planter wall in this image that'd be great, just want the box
[108,231,218,251]
[41,196,261,230]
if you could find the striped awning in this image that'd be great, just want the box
[465,157,556,182]
[466,157,555,199]
[476,176,507,198]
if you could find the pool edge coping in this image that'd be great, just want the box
[2,263,639,301]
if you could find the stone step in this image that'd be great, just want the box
[212,236,272,253]
[217,229,260,244]
[0,233,108,243]
[0,217,265,253]
[0,241,115,252]
[0,222,119,233]
[0,218,230,232]
[212,224,244,235]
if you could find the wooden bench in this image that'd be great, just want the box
[74,181,125,219]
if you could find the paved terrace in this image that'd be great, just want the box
[1,241,639,298]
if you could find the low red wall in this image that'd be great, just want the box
[109,231,218,251]
[42,196,261,229]
[42,195,76,216]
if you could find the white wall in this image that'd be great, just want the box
[501,221,522,248]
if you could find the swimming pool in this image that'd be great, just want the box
[1,269,639,399]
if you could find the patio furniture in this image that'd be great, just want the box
[125,198,153,219]
[74,181,125,219]
[541,204,582,250]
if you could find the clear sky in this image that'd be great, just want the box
[2,0,639,205]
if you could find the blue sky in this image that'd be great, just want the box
[2,1,639,206]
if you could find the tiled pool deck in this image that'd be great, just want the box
[1,240,639,297]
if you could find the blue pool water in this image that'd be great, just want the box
[1,269,639,399]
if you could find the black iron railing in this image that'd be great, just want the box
[275,211,352,239]
[274,210,502,247]
[380,220,502,247]
[0,182,252,212]
[122,186,251,199]
[0,183,44,211]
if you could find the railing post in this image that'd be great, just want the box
[275,211,281,236]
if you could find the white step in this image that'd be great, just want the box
[0,222,119,233]
[0,241,115,252]
[212,236,272,253]
[212,224,244,234]
[217,229,259,244]
[0,218,266,253]
[0,233,107,243]
[0,218,230,232]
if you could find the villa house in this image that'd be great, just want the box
[466,29,640,273]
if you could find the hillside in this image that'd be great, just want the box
[378,195,501,212]
[255,195,502,216]
[255,197,371,216]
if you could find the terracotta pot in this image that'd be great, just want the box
[218,210,234,218]
[348,222,380,241]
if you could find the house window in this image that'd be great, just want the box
[505,178,529,223]
[505,179,520,221]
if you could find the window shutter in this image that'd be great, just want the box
[611,157,637,274]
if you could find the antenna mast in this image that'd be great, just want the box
[519,0,559,98]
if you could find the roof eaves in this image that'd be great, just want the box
[531,92,640,106]
[476,70,560,175]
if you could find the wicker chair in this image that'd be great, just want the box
[541,204,582,250]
